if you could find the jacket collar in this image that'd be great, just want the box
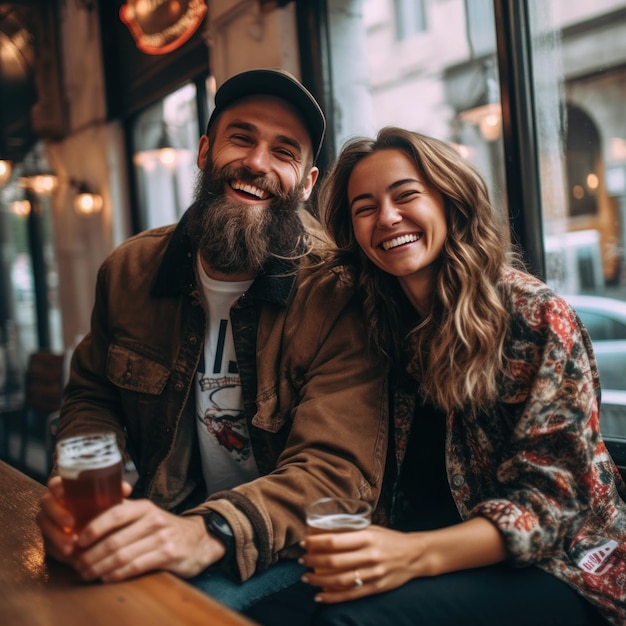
[151,207,298,307]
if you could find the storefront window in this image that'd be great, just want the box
[328,0,507,234]
[0,178,63,400]
[529,0,626,437]
[131,82,203,231]
[326,0,626,437]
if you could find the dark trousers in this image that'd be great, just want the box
[244,564,607,626]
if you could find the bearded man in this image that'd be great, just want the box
[36,69,388,613]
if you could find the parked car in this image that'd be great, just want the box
[563,294,626,392]
[563,294,626,439]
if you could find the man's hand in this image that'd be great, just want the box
[37,477,226,582]
[36,475,132,567]
[73,500,225,582]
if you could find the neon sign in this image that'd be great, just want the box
[120,0,208,55]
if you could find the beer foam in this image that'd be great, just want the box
[307,514,371,531]
[57,433,122,479]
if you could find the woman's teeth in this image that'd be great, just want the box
[382,233,420,251]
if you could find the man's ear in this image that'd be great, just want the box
[300,166,319,202]
[197,135,210,170]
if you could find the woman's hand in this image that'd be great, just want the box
[300,525,427,603]
[299,518,506,604]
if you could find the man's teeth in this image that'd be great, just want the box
[231,182,268,200]
[382,234,420,251]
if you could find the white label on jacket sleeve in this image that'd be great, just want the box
[576,539,619,574]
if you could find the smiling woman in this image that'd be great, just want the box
[348,148,447,317]
[247,125,626,626]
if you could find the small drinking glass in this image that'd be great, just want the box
[56,432,123,532]
[305,497,372,535]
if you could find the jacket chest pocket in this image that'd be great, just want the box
[252,371,298,434]
[106,344,171,395]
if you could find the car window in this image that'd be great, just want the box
[610,319,626,340]
[576,309,626,341]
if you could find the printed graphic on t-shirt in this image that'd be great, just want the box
[197,380,251,462]
[195,266,259,494]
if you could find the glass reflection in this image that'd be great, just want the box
[132,83,199,231]
[327,0,626,437]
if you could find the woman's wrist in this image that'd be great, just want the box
[409,517,506,577]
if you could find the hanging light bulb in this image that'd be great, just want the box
[133,121,182,172]
[71,180,103,215]
[0,160,13,187]
[11,199,31,216]
[158,147,178,167]
[18,145,58,195]
[28,174,58,194]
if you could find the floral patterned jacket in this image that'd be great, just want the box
[393,267,626,625]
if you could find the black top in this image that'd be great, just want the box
[392,402,462,532]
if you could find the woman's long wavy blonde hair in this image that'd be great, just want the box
[320,127,518,416]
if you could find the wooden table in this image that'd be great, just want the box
[0,461,257,626]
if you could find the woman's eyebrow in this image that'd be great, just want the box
[350,192,374,209]
[388,178,421,190]
[350,178,422,209]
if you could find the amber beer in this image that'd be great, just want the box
[306,497,372,535]
[57,433,123,532]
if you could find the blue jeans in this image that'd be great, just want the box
[188,559,306,611]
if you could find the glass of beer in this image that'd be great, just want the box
[56,432,123,532]
[305,497,372,535]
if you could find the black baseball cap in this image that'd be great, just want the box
[206,68,326,163]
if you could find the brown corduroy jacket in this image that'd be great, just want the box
[56,207,388,581]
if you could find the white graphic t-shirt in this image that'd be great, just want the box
[195,256,259,495]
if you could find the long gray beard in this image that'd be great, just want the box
[186,164,306,276]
